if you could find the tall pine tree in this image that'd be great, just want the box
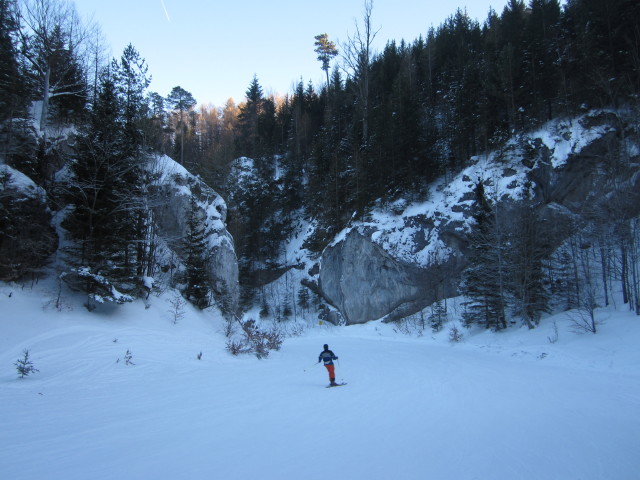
[461,182,508,330]
[183,195,210,309]
[0,0,26,121]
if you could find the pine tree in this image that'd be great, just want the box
[63,67,125,270]
[507,191,550,328]
[15,349,39,378]
[113,46,153,284]
[142,91,169,154]
[524,0,562,122]
[429,300,447,332]
[314,33,338,87]
[116,44,150,157]
[0,3,49,274]
[496,0,528,129]
[237,75,264,157]
[297,285,310,314]
[62,51,150,301]
[166,86,197,166]
[0,0,27,121]
[282,293,293,319]
[461,182,508,330]
[183,195,210,309]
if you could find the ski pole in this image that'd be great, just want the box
[304,361,320,372]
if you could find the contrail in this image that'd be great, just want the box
[160,0,171,22]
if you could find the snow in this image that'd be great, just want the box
[151,154,197,197]
[0,163,47,201]
[1,279,639,480]
[533,112,615,168]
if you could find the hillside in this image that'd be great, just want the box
[257,108,640,327]
[1,278,639,480]
[2,0,639,329]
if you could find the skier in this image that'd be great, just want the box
[319,344,339,386]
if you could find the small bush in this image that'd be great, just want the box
[287,322,305,337]
[123,349,135,365]
[225,318,283,359]
[449,325,463,343]
[168,292,186,324]
[226,340,252,356]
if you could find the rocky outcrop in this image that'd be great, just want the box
[313,110,640,325]
[151,156,239,313]
[318,230,458,325]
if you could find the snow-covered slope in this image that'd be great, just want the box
[1,279,639,480]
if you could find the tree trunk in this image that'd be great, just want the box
[599,246,609,307]
[621,239,629,305]
[40,63,51,137]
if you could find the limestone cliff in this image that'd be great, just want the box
[151,156,239,313]
[312,110,640,325]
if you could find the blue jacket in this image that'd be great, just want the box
[319,349,338,365]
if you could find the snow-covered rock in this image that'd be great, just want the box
[151,155,239,313]
[319,230,430,325]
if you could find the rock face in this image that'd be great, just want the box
[151,156,239,313]
[319,230,456,325]
[314,110,640,325]
[319,231,416,324]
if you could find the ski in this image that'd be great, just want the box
[326,382,347,388]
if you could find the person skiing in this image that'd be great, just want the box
[319,344,339,386]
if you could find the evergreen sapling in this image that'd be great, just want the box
[15,349,39,378]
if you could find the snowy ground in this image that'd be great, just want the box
[1,280,639,480]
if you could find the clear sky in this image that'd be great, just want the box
[75,0,513,107]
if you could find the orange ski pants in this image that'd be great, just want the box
[325,364,335,380]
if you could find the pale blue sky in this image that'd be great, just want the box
[75,0,512,107]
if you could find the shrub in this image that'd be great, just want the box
[225,318,283,359]
[449,325,463,343]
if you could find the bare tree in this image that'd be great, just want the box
[85,20,109,104]
[340,0,378,146]
[19,0,90,135]
[568,283,598,334]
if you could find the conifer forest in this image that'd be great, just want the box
[1,0,639,327]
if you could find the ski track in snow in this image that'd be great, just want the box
[1,283,640,480]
